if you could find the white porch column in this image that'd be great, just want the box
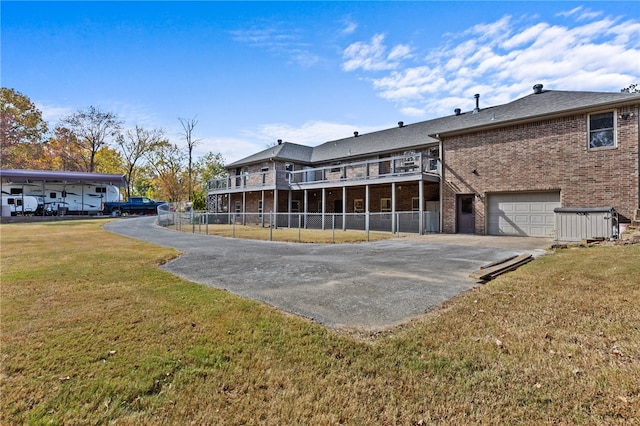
[391,182,396,234]
[261,190,265,227]
[288,190,292,228]
[365,184,370,233]
[273,189,278,228]
[342,186,347,231]
[321,188,326,230]
[242,191,246,225]
[304,189,308,229]
[419,181,424,234]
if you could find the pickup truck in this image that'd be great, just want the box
[103,197,167,216]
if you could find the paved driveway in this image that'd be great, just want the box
[104,217,550,331]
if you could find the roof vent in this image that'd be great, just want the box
[398,121,404,128]
[454,108,461,116]
[473,94,480,113]
[277,139,283,145]
[354,131,359,137]
[533,83,544,94]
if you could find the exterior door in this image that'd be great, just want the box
[457,194,475,233]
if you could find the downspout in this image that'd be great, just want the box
[436,135,444,233]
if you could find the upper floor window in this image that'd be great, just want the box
[588,112,615,149]
[261,163,269,172]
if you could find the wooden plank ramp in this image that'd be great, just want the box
[469,253,533,281]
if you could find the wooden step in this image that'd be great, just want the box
[469,253,533,281]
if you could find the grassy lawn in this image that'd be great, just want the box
[1,220,639,425]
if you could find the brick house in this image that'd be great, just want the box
[207,85,640,237]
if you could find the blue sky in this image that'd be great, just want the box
[2,1,639,164]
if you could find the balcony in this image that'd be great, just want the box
[208,153,440,194]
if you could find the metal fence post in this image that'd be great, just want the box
[298,214,302,242]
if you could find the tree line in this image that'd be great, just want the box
[1,87,226,208]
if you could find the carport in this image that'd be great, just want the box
[0,169,127,216]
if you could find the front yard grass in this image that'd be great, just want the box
[1,220,639,424]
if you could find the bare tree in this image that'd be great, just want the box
[116,126,166,198]
[621,83,639,93]
[178,116,201,201]
[60,106,121,172]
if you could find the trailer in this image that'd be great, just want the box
[2,181,122,215]
[1,194,39,215]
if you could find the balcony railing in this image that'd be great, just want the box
[208,153,440,193]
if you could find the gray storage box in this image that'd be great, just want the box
[554,207,618,242]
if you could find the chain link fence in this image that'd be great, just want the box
[158,204,440,242]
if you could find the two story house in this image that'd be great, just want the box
[208,84,640,238]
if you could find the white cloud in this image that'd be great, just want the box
[230,24,319,68]
[36,102,74,125]
[346,9,640,118]
[250,120,383,146]
[339,17,358,36]
[342,33,411,72]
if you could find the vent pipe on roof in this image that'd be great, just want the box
[454,108,461,116]
[473,94,480,113]
[277,139,283,145]
[533,83,544,94]
[354,131,359,137]
[398,121,404,128]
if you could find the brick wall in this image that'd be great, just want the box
[442,106,639,233]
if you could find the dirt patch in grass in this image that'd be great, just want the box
[2,221,639,424]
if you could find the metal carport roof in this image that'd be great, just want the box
[0,169,127,185]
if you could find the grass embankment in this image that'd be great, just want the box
[1,221,639,424]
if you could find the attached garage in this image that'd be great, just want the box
[487,192,560,237]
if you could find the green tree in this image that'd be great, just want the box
[0,87,48,168]
[59,106,122,172]
[192,151,226,210]
[145,140,187,202]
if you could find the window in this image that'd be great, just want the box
[380,198,391,217]
[428,147,440,171]
[354,199,364,213]
[261,163,269,172]
[291,200,300,213]
[10,188,22,195]
[589,112,615,149]
[96,187,106,193]
[461,196,473,214]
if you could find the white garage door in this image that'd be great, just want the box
[487,192,560,237]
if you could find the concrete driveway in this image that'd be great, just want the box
[104,217,550,331]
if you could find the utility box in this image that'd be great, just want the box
[554,207,618,242]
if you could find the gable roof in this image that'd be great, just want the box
[226,142,313,168]
[431,89,640,137]
[227,87,640,167]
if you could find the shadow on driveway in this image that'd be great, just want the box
[105,217,550,331]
